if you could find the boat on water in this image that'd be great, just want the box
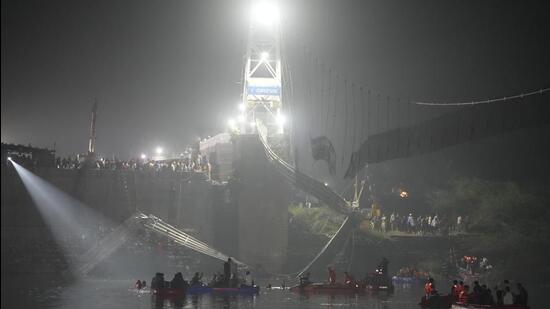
[290,281,393,294]
[419,295,530,309]
[451,303,529,309]
[152,288,186,298]
[290,283,364,294]
[187,285,260,294]
[419,295,454,309]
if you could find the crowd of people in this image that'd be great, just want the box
[424,278,528,306]
[368,212,467,235]
[395,266,429,279]
[55,155,210,174]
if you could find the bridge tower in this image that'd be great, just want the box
[239,2,285,137]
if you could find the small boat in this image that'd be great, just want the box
[290,283,364,294]
[186,285,260,294]
[365,283,395,292]
[212,286,260,294]
[451,303,529,309]
[419,295,453,309]
[151,288,186,298]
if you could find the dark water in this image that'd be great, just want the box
[2,278,424,309]
[3,277,547,308]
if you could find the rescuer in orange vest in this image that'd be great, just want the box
[450,280,459,300]
[424,278,435,298]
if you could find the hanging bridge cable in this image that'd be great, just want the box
[341,79,349,168]
[411,87,550,106]
[325,69,333,137]
[332,74,339,136]
[306,48,314,138]
[360,87,365,147]
[367,90,371,139]
[351,84,358,153]
[376,93,381,136]
[386,96,391,131]
[309,56,321,136]
[313,56,320,135]
[320,63,328,137]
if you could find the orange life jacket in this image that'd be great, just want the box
[459,291,471,303]
[424,282,433,295]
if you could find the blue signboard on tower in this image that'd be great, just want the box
[247,85,281,96]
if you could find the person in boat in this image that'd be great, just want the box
[450,280,459,300]
[503,286,514,305]
[135,280,143,290]
[151,273,165,289]
[516,283,528,305]
[495,288,504,305]
[299,272,312,287]
[472,281,482,303]
[478,285,494,305]
[455,281,464,299]
[328,267,337,285]
[458,285,471,304]
[344,272,355,286]
[377,257,389,276]
[171,272,186,289]
[224,258,232,286]
[424,278,435,299]
[190,272,203,286]
[243,270,253,287]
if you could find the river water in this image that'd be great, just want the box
[3,276,547,308]
[3,277,425,309]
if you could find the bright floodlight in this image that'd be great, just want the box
[140,153,147,160]
[228,118,236,128]
[238,103,246,112]
[250,2,280,27]
[261,52,269,60]
[155,147,163,155]
[276,113,286,126]
[7,156,12,161]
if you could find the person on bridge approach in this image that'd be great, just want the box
[328,267,337,285]
[135,280,142,290]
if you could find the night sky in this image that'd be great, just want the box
[2,0,549,158]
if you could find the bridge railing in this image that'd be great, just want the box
[75,212,247,276]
